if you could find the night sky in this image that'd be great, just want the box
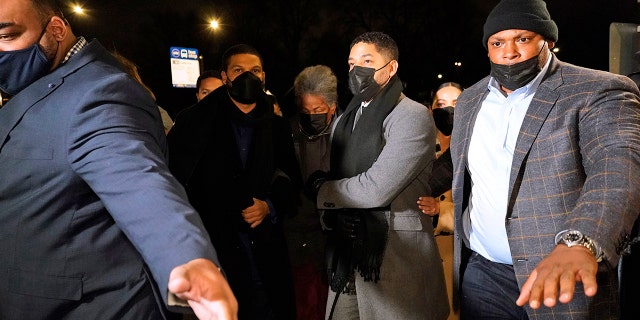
[66,0,640,118]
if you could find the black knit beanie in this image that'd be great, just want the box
[482,0,558,49]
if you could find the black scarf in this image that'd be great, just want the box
[326,75,404,292]
[331,75,403,177]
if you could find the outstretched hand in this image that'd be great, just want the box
[516,245,599,309]
[168,258,238,320]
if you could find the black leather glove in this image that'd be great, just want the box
[336,211,361,239]
[304,170,328,201]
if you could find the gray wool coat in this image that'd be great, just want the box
[317,95,450,320]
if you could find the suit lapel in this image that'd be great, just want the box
[506,58,562,215]
[0,77,64,153]
[452,78,489,231]
[459,79,490,171]
[456,59,563,218]
[0,40,97,153]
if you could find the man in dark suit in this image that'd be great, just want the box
[450,0,640,319]
[0,1,237,319]
[167,44,301,320]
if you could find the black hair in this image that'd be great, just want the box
[349,31,399,62]
[31,0,67,25]
[196,70,222,90]
[430,81,463,110]
[436,81,463,92]
[221,44,263,72]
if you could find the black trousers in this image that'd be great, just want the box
[461,251,529,320]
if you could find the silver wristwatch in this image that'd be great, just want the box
[555,229,605,263]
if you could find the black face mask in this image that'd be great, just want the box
[227,71,264,104]
[432,106,455,136]
[0,25,52,96]
[489,54,541,91]
[299,113,330,137]
[348,61,390,101]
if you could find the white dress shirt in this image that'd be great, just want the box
[467,54,552,264]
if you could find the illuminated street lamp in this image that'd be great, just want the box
[201,18,222,72]
[72,4,84,15]
[209,19,219,30]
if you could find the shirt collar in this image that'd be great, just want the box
[61,36,88,65]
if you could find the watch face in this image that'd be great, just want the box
[563,230,583,244]
[556,230,601,261]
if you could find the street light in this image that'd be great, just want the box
[71,3,85,15]
[202,18,222,72]
[209,19,219,30]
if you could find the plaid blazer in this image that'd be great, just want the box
[451,55,640,319]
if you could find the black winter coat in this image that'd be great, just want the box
[167,87,301,320]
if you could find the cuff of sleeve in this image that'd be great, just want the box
[168,292,190,307]
[266,198,277,224]
[319,210,333,231]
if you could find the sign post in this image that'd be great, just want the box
[169,46,200,88]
